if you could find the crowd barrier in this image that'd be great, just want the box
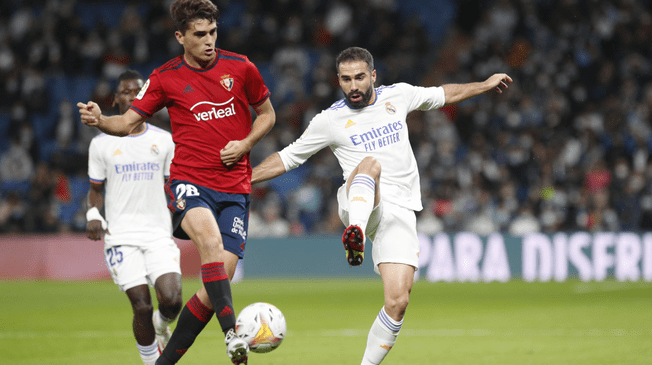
[1,232,651,281]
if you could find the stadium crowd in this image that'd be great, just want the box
[1,0,652,237]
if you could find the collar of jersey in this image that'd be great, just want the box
[344,88,378,110]
[127,123,148,137]
[182,49,219,72]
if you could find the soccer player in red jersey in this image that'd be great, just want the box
[77,1,275,364]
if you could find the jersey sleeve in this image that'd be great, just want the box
[244,58,271,107]
[278,112,331,171]
[130,72,166,118]
[88,138,106,183]
[397,83,446,112]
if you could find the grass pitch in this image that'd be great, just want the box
[1,278,651,365]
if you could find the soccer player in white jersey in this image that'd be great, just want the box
[86,70,182,365]
[252,47,512,364]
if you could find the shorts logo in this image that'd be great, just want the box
[351,196,367,203]
[151,144,159,155]
[231,217,246,240]
[220,75,234,91]
[385,102,396,114]
[176,198,186,210]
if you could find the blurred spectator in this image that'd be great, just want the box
[249,202,291,238]
[0,135,34,183]
[509,204,541,237]
[0,191,27,233]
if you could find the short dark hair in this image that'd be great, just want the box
[170,0,220,35]
[335,47,374,73]
[116,69,144,86]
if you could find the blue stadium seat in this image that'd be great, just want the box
[31,113,57,146]
[75,1,127,31]
[0,180,31,197]
[57,176,90,225]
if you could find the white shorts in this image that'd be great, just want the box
[103,238,181,292]
[337,186,420,274]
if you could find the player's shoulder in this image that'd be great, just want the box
[375,83,417,103]
[145,123,171,135]
[144,124,173,142]
[325,98,348,113]
[90,132,115,145]
[377,83,410,95]
[217,49,249,63]
[154,55,185,74]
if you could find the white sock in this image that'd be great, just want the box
[348,174,376,233]
[361,306,403,365]
[152,309,173,333]
[137,339,159,365]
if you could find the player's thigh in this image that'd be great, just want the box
[142,238,181,293]
[378,263,415,299]
[181,207,226,262]
[167,179,217,241]
[104,245,148,292]
[370,203,419,274]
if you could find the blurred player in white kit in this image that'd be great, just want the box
[86,70,182,365]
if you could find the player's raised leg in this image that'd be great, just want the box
[343,156,381,266]
[361,263,414,365]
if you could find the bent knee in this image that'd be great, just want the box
[358,156,382,177]
[159,295,183,317]
[132,300,154,318]
[386,293,410,314]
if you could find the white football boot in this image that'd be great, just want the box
[152,310,172,353]
[225,328,249,364]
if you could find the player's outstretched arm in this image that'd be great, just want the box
[442,73,512,105]
[251,153,287,184]
[221,98,276,167]
[77,101,146,136]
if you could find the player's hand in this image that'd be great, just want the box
[486,73,512,94]
[86,221,109,241]
[77,101,102,127]
[220,140,249,167]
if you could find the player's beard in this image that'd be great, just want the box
[346,86,373,109]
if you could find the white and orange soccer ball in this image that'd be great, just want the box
[235,302,286,353]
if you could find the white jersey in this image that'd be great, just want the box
[278,83,445,211]
[88,123,175,246]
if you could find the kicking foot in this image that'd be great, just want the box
[342,225,365,266]
[225,328,249,364]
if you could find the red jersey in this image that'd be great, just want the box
[130,49,270,194]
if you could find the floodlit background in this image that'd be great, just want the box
[1,0,651,364]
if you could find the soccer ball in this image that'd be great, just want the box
[235,302,286,353]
